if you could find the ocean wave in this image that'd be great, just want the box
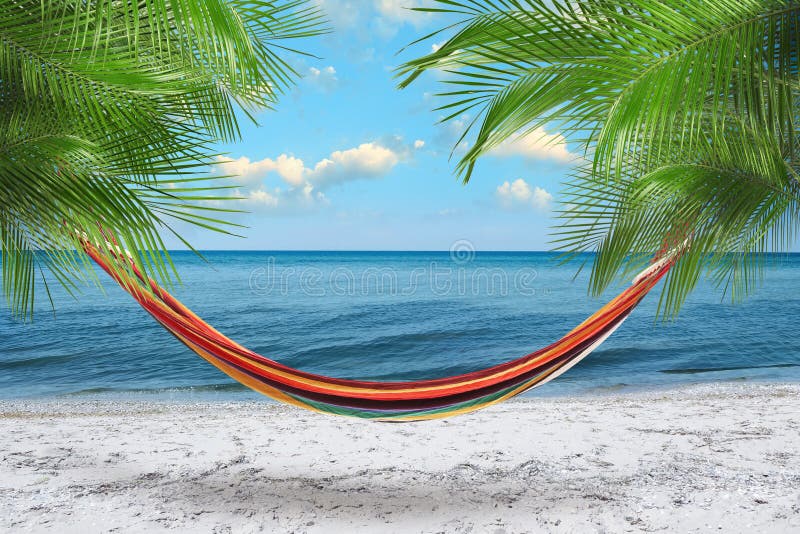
[61,382,249,397]
[0,354,75,370]
[4,251,800,399]
[284,327,499,365]
[659,363,800,375]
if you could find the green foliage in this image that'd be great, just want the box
[0,0,326,319]
[399,0,800,317]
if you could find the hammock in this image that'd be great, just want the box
[83,237,675,421]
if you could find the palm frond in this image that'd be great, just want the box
[400,0,800,317]
[0,0,327,319]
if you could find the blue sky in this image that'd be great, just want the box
[166,1,578,251]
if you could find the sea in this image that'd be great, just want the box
[1,251,799,401]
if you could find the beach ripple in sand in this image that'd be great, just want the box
[1,383,799,533]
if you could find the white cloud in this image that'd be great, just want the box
[490,127,575,163]
[313,0,360,31]
[271,155,307,186]
[313,0,435,42]
[431,41,444,53]
[311,0,441,48]
[306,65,339,92]
[309,143,400,186]
[215,140,414,212]
[496,179,553,212]
[246,189,279,208]
[215,154,306,187]
[375,0,434,26]
[414,139,425,149]
[433,113,471,155]
[217,143,402,190]
[372,0,438,38]
[236,183,329,213]
[214,156,273,186]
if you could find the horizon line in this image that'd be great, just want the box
[169,249,562,253]
[165,249,800,255]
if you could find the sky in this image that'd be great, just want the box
[165,0,579,251]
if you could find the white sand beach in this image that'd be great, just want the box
[1,383,799,533]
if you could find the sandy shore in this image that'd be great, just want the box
[1,383,799,533]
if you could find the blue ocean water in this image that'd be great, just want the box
[1,251,799,401]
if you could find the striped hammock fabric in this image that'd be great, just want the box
[84,239,675,421]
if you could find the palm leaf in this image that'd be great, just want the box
[0,0,327,319]
[400,0,800,317]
